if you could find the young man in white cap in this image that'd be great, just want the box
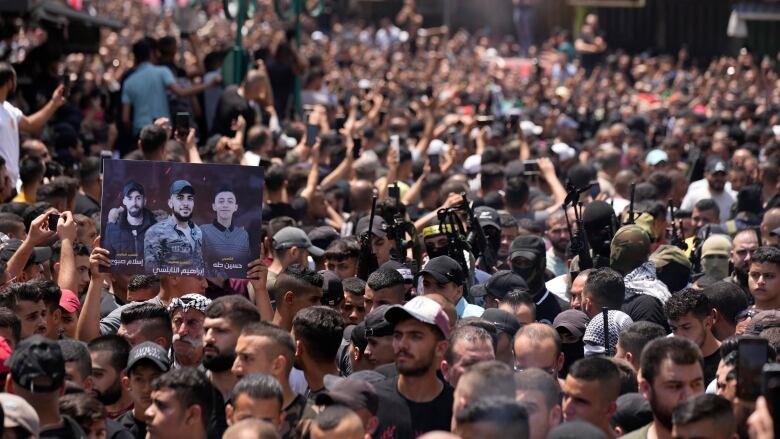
[375,296,453,436]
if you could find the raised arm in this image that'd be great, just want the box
[56,212,79,293]
[77,238,110,342]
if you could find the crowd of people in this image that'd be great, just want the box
[3,0,780,438]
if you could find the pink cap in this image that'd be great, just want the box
[59,289,80,313]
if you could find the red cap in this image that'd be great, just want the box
[59,289,80,313]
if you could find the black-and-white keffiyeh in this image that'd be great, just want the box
[167,293,212,314]
[624,261,671,304]
[583,310,634,357]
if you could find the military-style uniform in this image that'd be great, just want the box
[144,215,205,275]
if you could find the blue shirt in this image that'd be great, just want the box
[122,63,176,134]
[456,297,484,318]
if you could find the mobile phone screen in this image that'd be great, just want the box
[428,154,440,173]
[738,337,768,400]
[763,364,780,438]
[352,136,362,159]
[175,112,190,137]
[48,214,60,232]
[306,124,320,147]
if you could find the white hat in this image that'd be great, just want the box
[552,142,577,161]
[463,155,481,175]
[428,139,446,156]
[520,120,543,137]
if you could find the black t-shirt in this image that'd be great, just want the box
[535,290,567,325]
[263,197,307,222]
[116,410,146,439]
[622,294,671,332]
[107,419,134,439]
[211,85,256,137]
[703,350,720,385]
[40,415,86,439]
[374,376,452,438]
[75,193,101,217]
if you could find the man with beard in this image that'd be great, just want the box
[581,267,625,318]
[200,187,251,278]
[168,293,211,369]
[376,296,453,435]
[621,337,705,439]
[681,159,736,223]
[202,295,261,400]
[508,236,567,324]
[144,180,204,275]
[88,334,133,419]
[730,228,759,295]
[105,181,156,262]
[545,210,571,276]
[117,342,171,439]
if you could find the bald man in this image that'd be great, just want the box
[513,323,564,377]
[761,208,780,248]
[310,405,367,439]
[223,419,280,439]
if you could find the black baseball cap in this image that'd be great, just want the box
[355,215,388,239]
[419,256,465,286]
[484,270,528,299]
[509,235,546,261]
[123,181,145,197]
[309,226,340,253]
[350,323,368,352]
[381,260,414,283]
[315,378,379,415]
[481,308,521,336]
[363,305,394,337]
[127,342,171,373]
[169,179,194,195]
[474,206,501,231]
[6,335,65,393]
[320,270,344,307]
[0,239,52,266]
[553,309,590,339]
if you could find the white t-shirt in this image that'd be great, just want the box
[0,101,22,184]
[680,179,736,222]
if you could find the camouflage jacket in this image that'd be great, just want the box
[143,216,205,276]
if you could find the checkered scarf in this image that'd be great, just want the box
[167,293,212,314]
